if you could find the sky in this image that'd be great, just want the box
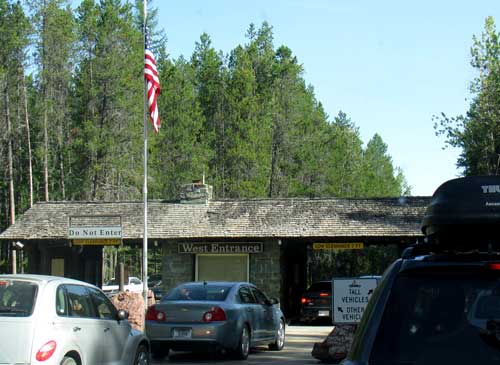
[153,0,500,196]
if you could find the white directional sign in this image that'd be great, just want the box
[333,278,378,324]
[68,226,122,239]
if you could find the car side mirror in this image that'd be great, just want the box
[266,297,279,306]
[117,309,129,321]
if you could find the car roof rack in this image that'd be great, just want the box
[417,175,500,257]
[421,176,500,237]
[401,241,500,259]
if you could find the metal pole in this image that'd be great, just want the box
[11,247,17,274]
[119,262,125,292]
[19,249,23,274]
[142,0,149,306]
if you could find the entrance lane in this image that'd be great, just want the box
[151,325,333,365]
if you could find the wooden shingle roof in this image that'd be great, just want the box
[0,197,431,241]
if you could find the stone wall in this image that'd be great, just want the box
[250,239,281,300]
[161,240,193,290]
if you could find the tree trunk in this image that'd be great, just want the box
[42,0,49,202]
[5,79,16,274]
[269,124,279,198]
[5,84,15,225]
[59,131,65,199]
[21,72,33,208]
[43,106,49,201]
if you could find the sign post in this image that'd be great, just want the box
[332,277,378,324]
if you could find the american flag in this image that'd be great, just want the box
[144,27,160,133]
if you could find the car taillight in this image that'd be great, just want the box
[202,306,226,322]
[301,297,312,304]
[146,306,167,321]
[487,263,500,270]
[36,340,56,362]
[319,292,329,297]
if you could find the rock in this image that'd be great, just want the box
[111,291,145,332]
[311,324,357,363]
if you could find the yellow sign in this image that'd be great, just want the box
[313,243,364,250]
[72,239,121,246]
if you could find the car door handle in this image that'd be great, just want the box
[246,308,253,312]
[73,327,81,332]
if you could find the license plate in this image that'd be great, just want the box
[318,310,330,317]
[172,328,192,339]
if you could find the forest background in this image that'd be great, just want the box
[1,1,497,280]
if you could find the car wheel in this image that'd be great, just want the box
[134,344,150,365]
[234,324,250,360]
[151,345,169,360]
[60,356,78,365]
[269,319,285,351]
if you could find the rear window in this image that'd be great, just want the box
[307,282,331,292]
[371,270,500,364]
[163,284,232,302]
[0,280,38,317]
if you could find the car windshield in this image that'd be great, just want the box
[0,280,38,317]
[104,279,118,286]
[163,284,232,302]
[370,270,500,365]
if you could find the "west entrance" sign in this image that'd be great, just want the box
[179,242,263,254]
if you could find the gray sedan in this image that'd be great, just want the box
[145,281,286,360]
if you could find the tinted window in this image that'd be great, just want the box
[0,280,37,317]
[104,279,118,286]
[130,278,142,285]
[65,285,95,318]
[251,287,269,304]
[163,284,232,301]
[238,286,256,304]
[371,271,500,364]
[88,287,117,319]
[307,282,331,292]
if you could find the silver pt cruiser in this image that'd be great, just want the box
[0,274,150,365]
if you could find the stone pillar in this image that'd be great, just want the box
[161,240,194,292]
[250,239,281,300]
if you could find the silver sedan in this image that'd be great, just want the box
[0,274,150,365]
[145,281,286,360]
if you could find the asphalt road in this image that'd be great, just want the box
[151,325,333,364]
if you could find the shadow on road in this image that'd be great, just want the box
[152,325,333,364]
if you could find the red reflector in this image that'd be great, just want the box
[36,340,56,362]
[488,263,500,270]
[203,306,226,322]
[146,306,166,321]
[319,292,329,297]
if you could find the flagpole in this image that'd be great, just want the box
[142,0,149,306]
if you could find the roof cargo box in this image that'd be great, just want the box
[421,176,500,243]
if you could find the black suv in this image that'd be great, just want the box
[300,281,332,323]
[342,176,500,365]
